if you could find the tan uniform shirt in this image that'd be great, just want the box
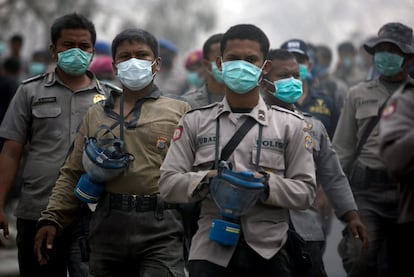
[0,70,107,220]
[333,78,411,170]
[379,83,414,223]
[159,96,316,267]
[40,88,191,228]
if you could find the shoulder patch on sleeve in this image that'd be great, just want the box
[271,105,304,120]
[381,100,397,118]
[172,126,183,141]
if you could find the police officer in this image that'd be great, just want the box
[333,22,414,276]
[261,48,369,277]
[379,82,414,276]
[181,33,225,108]
[0,13,107,277]
[158,24,316,276]
[281,39,340,140]
[34,28,191,276]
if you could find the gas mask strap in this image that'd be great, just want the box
[119,92,124,141]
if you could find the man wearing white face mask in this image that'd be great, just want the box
[34,28,191,276]
[159,24,316,276]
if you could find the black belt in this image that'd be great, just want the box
[108,193,178,212]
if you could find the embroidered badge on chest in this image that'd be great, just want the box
[156,137,168,151]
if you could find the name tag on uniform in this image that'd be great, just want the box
[33,97,57,106]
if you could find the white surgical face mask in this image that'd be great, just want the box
[117,58,155,91]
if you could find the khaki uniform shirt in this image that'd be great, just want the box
[181,84,224,109]
[379,83,414,223]
[333,78,414,171]
[40,87,191,228]
[290,113,356,241]
[0,71,107,220]
[159,96,316,267]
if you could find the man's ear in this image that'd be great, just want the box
[154,57,162,71]
[262,59,272,75]
[49,44,57,61]
[216,56,222,71]
[112,61,117,76]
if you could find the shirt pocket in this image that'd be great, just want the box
[355,104,379,120]
[32,104,61,119]
[31,103,62,139]
[252,148,285,174]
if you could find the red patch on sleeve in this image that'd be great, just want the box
[172,126,183,141]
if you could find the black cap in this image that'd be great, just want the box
[280,39,309,58]
[364,22,414,55]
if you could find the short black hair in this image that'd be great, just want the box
[267,49,296,61]
[202,33,223,60]
[111,28,159,60]
[220,24,269,60]
[50,13,96,46]
[316,45,333,66]
[10,34,23,44]
[338,41,356,54]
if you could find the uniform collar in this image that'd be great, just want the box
[215,95,269,126]
[45,69,104,94]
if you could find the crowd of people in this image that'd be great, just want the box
[0,12,413,277]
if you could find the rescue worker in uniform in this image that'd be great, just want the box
[0,13,108,277]
[158,24,316,276]
[181,33,225,108]
[379,82,414,276]
[332,22,414,276]
[280,39,340,140]
[34,28,191,276]
[261,48,369,277]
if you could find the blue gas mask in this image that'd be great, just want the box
[74,128,134,203]
[209,161,266,246]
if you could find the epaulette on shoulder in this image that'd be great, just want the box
[185,102,219,114]
[99,80,122,93]
[301,111,312,118]
[271,105,304,120]
[21,73,47,84]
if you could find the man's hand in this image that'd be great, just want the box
[342,210,369,251]
[34,225,57,266]
[0,209,9,239]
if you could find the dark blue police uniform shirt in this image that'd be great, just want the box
[296,87,339,139]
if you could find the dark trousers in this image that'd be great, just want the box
[303,241,328,277]
[388,221,414,276]
[188,238,291,277]
[88,194,185,276]
[16,217,88,277]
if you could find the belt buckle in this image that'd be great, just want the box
[139,195,152,211]
[130,195,138,210]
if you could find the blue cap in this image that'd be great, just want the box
[158,38,178,53]
[95,40,111,55]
